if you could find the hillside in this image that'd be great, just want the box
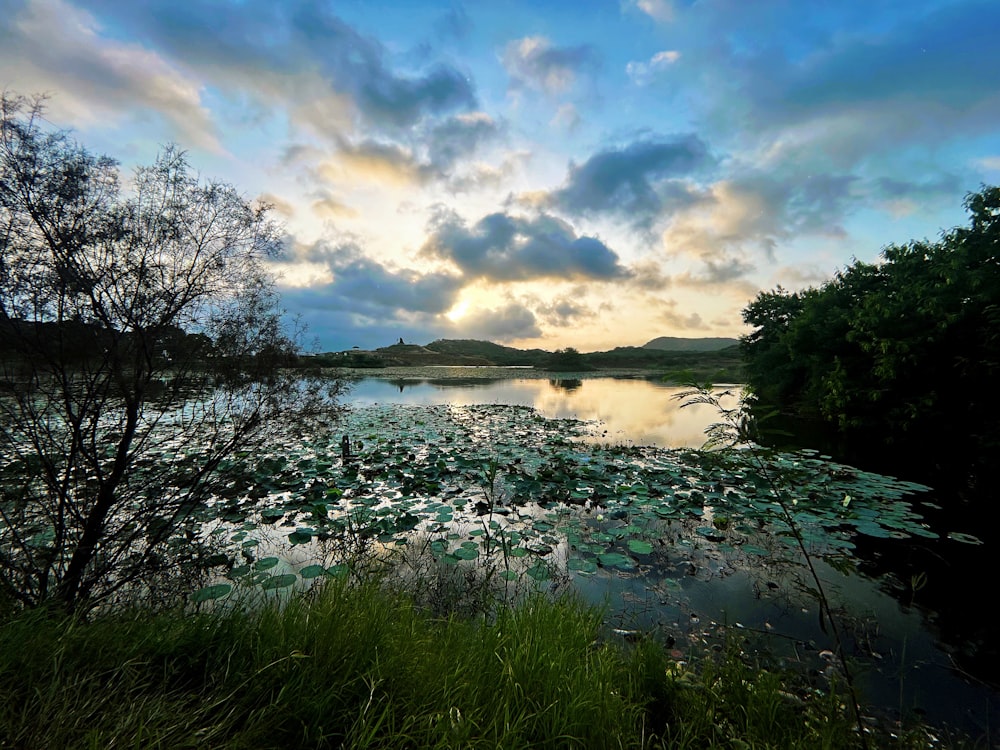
[371,343,493,366]
[424,339,548,366]
[642,336,740,352]
[310,338,743,380]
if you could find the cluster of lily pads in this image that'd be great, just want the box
[190,402,950,602]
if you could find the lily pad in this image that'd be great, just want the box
[627,539,654,555]
[946,531,984,545]
[190,583,232,602]
[260,574,297,590]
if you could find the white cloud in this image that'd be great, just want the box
[974,156,1000,172]
[501,35,599,95]
[626,50,681,86]
[0,0,219,150]
[623,0,676,23]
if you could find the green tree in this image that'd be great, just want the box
[541,347,592,372]
[741,187,1000,461]
[0,94,337,613]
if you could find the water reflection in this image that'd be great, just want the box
[346,375,733,448]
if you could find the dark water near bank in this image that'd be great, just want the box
[346,372,1000,738]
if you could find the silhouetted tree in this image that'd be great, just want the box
[0,93,339,612]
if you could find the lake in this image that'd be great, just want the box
[344,369,731,448]
[337,369,999,738]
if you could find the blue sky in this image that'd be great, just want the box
[3,0,998,351]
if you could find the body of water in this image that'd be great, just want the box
[345,372,730,448]
[341,371,999,739]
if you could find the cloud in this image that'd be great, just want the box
[501,35,600,94]
[435,5,473,41]
[324,139,427,185]
[869,174,961,217]
[426,112,504,170]
[310,190,358,220]
[657,304,709,331]
[447,150,528,194]
[550,103,581,131]
[421,209,631,282]
[622,0,676,23]
[661,173,857,264]
[293,241,465,316]
[545,135,713,226]
[69,0,477,134]
[454,301,541,341]
[690,1,1000,172]
[975,156,1000,172]
[318,112,502,187]
[625,50,680,86]
[0,0,219,149]
[533,294,596,327]
[258,192,297,218]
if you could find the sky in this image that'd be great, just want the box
[2,0,999,352]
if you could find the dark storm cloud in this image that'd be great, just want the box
[75,0,477,129]
[547,134,712,224]
[421,210,631,282]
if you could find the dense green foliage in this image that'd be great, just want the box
[0,578,923,749]
[539,346,594,371]
[741,186,1000,463]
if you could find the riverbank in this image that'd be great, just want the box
[0,576,950,749]
[334,365,686,381]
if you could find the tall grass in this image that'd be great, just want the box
[0,577,957,748]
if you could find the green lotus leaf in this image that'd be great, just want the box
[260,574,297,590]
[299,564,327,579]
[627,539,654,555]
[190,583,232,602]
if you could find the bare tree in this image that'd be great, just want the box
[0,93,336,613]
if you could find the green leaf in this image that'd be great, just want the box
[254,556,280,571]
[946,531,983,545]
[190,584,232,602]
[300,564,327,579]
[568,557,598,574]
[526,563,550,581]
[597,552,635,570]
[260,574,297,590]
[288,530,313,545]
[627,539,653,555]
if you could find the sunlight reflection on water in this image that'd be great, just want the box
[345,375,740,448]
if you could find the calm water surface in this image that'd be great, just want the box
[343,372,999,737]
[346,374,726,448]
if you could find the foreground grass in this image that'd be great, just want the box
[0,580,946,749]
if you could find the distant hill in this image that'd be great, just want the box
[311,338,743,381]
[642,337,739,352]
[372,343,493,366]
[425,339,549,366]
